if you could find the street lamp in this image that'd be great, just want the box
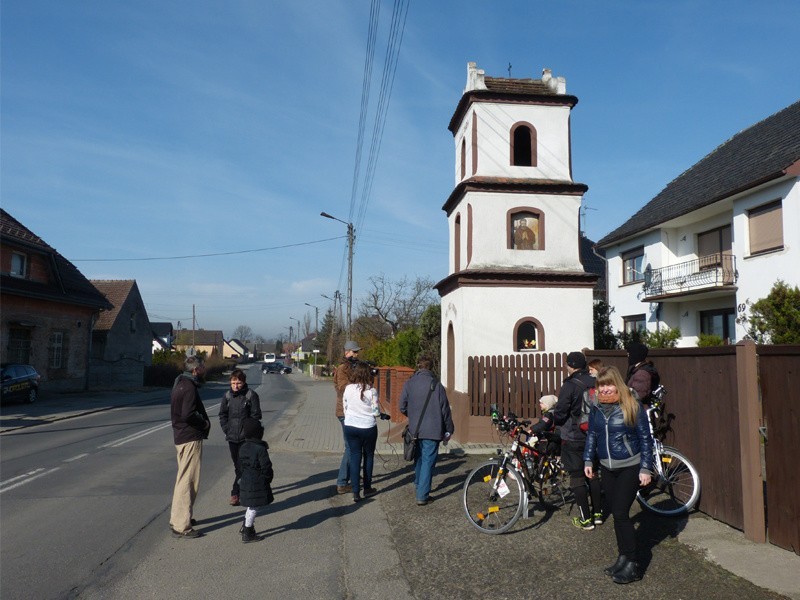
[304,302,320,334]
[320,211,354,338]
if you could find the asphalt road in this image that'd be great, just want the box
[0,369,295,600]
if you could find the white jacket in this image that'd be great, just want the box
[343,384,379,429]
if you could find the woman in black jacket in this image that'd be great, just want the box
[583,366,653,584]
[219,369,262,506]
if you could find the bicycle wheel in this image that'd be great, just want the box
[463,460,524,534]
[637,446,701,516]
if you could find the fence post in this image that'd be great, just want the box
[735,339,766,543]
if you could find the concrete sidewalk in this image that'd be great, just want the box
[2,368,798,599]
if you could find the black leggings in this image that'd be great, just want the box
[599,464,641,559]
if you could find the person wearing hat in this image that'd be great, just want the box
[546,351,603,530]
[333,340,361,494]
[528,394,561,457]
[625,342,660,404]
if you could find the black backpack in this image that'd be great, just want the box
[573,379,597,433]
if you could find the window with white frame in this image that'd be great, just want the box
[622,247,644,284]
[748,200,783,255]
[49,331,64,368]
[10,252,27,277]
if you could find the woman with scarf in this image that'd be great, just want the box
[219,369,262,506]
[583,366,653,584]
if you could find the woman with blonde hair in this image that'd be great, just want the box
[583,366,653,584]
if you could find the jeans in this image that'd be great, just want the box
[414,439,440,502]
[343,424,377,496]
[337,417,350,487]
[600,464,641,558]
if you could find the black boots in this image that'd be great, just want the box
[604,555,628,577]
[241,525,256,543]
[612,559,642,584]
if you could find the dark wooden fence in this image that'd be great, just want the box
[461,342,799,555]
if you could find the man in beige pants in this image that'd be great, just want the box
[169,355,210,539]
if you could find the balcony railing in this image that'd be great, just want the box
[642,253,737,299]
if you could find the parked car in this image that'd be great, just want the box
[1,364,41,403]
[262,361,292,375]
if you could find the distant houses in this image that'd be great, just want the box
[89,280,153,387]
[174,329,225,359]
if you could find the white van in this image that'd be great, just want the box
[263,353,277,363]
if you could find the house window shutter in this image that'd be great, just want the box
[749,201,783,254]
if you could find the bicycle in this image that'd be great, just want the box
[462,409,568,534]
[636,385,701,516]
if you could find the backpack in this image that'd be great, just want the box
[635,363,661,402]
[573,379,597,433]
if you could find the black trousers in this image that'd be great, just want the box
[599,463,641,559]
[562,440,602,521]
[228,441,242,496]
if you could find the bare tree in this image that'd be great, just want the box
[232,325,254,342]
[303,313,312,338]
[358,275,437,338]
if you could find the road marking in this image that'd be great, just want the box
[98,403,221,448]
[99,422,172,448]
[64,453,89,462]
[0,467,61,494]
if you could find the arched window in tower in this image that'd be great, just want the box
[514,317,544,352]
[460,138,466,180]
[511,122,537,167]
[508,208,544,250]
[454,213,461,272]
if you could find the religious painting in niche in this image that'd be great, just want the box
[517,321,538,351]
[512,212,539,250]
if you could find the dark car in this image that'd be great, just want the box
[1,364,41,403]
[261,361,292,375]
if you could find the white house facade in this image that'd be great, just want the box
[598,101,800,346]
[436,63,596,392]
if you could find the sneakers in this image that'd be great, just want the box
[593,512,604,525]
[363,487,378,497]
[229,495,240,506]
[171,528,203,539]
[572,517,595,530]
[336,485,352,495]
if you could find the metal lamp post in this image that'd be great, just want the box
[320,212,354,338]
[304,302,320,334]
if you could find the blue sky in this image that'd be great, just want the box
[3,1,798,341]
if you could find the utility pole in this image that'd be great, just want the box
[320,212,354,338]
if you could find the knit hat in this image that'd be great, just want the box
[566,351,587,369]
[242,417,263,440]
[626,342,649,366]
[539,394,558,412]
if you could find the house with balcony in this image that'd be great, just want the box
[597,100,800,345]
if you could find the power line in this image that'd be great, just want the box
[71,235,346,262]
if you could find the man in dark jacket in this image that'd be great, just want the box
[169,355,210,539]
[400,355,454,506]
[549,351,603,530]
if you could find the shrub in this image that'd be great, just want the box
[739,280,800,344]
[697,332,724,347]
[645,326,681,348]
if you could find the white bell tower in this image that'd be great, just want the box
[436,62,596,391]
